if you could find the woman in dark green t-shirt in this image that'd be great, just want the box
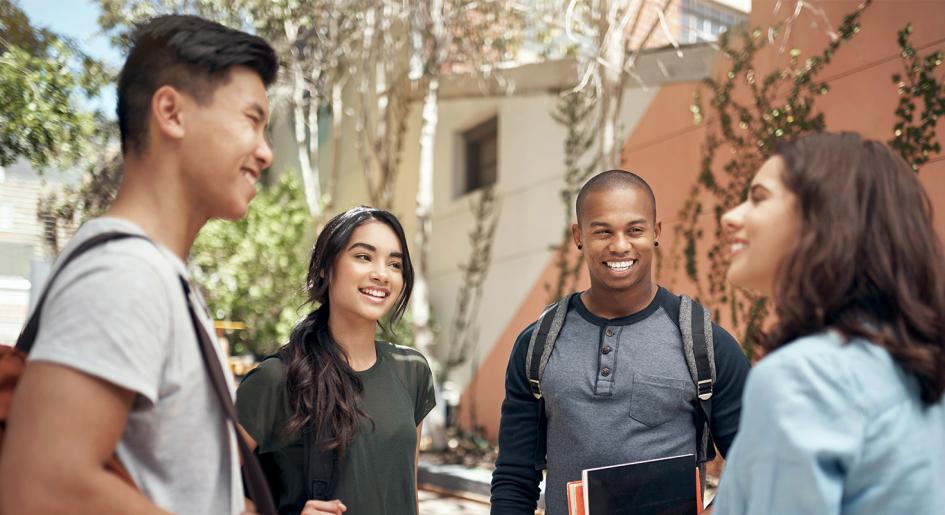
[236,207,436,515]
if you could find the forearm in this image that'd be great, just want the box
[1,467,170,515]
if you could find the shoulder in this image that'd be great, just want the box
[379,341,432,368]
[242,355,287,386]
[753,331,904,414]
[378,342,434,385]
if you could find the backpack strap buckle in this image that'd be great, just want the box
[529,379,542,400]
[697,379,713,400]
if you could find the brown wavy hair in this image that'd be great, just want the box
[282,206,414,454]
[763,132,945,404]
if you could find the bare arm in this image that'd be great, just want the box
[0,362,170,515]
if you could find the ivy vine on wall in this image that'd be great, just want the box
[673,0,873,356]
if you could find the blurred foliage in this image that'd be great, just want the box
[676,0,872,356]
[889,23,945,172]
[191,173,313,357]
[0,0,108,169]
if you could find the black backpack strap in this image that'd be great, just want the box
[524,293,575,471]
[304,422,339,501]
[15,232,146,353]
[179,279,277,514]
[271,346,338,502]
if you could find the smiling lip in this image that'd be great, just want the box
[730,239,748,257]
[603,259,637,274]
[359,287,390,303]
[242,167,260,185]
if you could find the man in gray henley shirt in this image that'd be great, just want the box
[491,170,751,515]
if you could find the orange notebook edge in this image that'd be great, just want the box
[567,479,585,515]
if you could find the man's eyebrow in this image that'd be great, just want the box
[589,221,611,228]
[248,102,267,122]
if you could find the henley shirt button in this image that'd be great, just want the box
[601,367,611,377]
[602,345,612,355]
[605,328,614,337]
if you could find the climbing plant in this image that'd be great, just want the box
[889,23,945,171]
[674,0,873,357]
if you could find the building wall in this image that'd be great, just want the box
[454,0,945,440]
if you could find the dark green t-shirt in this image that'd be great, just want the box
[236,341,436,515]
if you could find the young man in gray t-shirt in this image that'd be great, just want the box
[0,16,277,515]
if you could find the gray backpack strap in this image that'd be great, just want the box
[524,294,573,399]
[525,293,574,470]
[679,295,717,470]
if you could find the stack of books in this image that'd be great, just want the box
[567,454,701,515]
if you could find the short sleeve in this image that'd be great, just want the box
[236,357,292,452]
[29,253,173,405]
[414,355,436,425]
[713,342,866,515]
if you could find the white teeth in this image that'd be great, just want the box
[605,260,636,271]
[731,243,746,253]
[242,170,258,185]
[361,288,388,298]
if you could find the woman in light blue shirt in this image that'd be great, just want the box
[714,132,945,515]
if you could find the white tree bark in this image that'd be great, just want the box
[412,75,439,360]
[285,19,322,217]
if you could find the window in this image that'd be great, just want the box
[680,0,746,43]
[459,117,498,195]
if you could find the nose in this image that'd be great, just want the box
[370,262,390,283]
[610,232,631,253]
[255,135,274,170]
[721,201,746,235]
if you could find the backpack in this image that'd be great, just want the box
[0,231,277,514]
[524,292,716,485]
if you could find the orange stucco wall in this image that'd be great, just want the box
[458,0,945,441]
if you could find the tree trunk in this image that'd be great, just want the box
[285,20,321,217]
[413,75,439,361]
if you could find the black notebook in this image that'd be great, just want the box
[581,453,697,515]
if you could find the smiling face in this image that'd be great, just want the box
[178,65,273,220]
[722,156,800,297]
[572,186,660,297]
[327,220,406,324]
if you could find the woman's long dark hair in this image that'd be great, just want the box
[763,132,945,404]
[282,206,414,454]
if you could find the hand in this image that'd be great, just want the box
[301,499,347,515]
[703,505,714,515]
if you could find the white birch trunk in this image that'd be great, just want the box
[285,20,321,217]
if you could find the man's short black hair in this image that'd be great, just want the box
[117,14,278,155]
[575,169,657,223]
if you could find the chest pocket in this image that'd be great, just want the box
[629,371,694,428]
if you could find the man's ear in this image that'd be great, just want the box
[654,220,662,241]
[151,85,186,142]
[571,222,583,250]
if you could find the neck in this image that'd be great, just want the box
[104,151,208,261]
[582,281,659,319]
[328,308,378,372]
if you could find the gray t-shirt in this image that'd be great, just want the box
[28,217,242,514]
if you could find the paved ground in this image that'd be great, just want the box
[418,489,491,514]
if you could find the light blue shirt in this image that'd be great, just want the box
[714,330,945,515]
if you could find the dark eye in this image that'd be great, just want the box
[355,253,371,261]
[390,261,403,271]
[594,230,610,236]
